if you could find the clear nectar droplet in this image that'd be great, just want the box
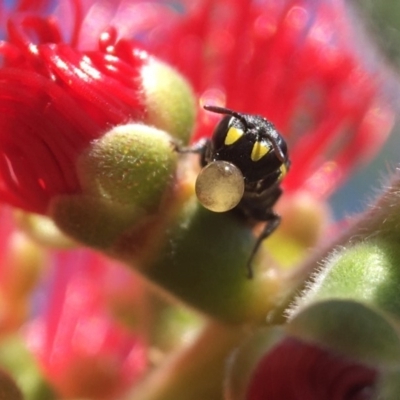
[195,161,245,212]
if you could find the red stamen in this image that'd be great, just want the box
[141,0,392,198]
[25,250,147,399]
[0,13,148,213]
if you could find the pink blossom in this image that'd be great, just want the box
[24,250,147,399]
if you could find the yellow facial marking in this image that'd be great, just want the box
[279,163,288,180]
[250,141,270,162]
[224,127,244,145]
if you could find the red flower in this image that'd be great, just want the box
[24,250,147,399]
[246,337,378,400]
[0,7,149,213]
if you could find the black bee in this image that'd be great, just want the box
[177,105,290,278]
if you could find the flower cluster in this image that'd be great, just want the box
[0,0,398,399]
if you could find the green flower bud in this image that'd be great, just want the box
[50,124,178,248]
[142,58,196,143]
[287,299,400,367]
[77,124,178,209]
[291,238,400,319]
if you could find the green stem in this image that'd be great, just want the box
[128,320,248,400]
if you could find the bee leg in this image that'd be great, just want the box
[246,212,281,279]
[173,138,213,166]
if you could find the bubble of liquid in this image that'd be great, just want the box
[195,161,245,212]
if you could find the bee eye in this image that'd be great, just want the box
[195,161,244,212]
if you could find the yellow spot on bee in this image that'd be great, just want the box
[279,163,288,180]
[224,127,244,145]
[251,141,270,161]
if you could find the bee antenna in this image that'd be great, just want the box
[203,105,248,127]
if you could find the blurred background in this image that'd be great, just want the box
[329,1,400,219]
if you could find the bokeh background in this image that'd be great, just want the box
[318,1,400,220]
